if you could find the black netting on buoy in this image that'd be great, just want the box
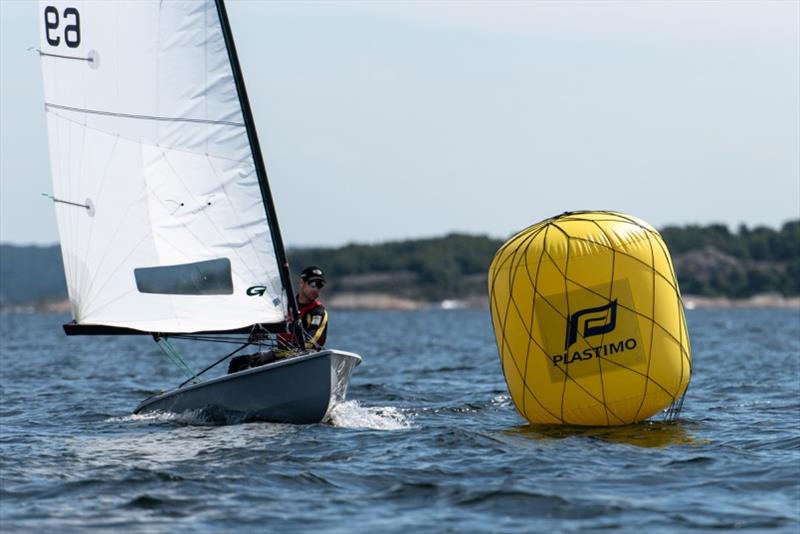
[489,211,692,425]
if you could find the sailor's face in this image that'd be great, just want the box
[300,279,322,300]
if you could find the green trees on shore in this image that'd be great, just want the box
[289,234,498,301]
[661,221,799,297]
[288,221,800,300]
[660,221,799,262]
[1,220,798,305]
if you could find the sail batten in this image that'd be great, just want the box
[44,102,246,127]
[39,0,287,334]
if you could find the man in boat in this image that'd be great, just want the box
[227,266,329,373]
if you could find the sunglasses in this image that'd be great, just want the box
[307,280,325,289]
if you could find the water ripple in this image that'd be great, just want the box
[1,309,798,532]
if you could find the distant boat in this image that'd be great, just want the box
[37,0,361,423]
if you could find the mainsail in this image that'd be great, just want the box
[38,0,293,334]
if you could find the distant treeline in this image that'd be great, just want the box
[660,222,799,262]
[662,221,799,297]
[288,234,499,301]
[0,245,66,306]
[291,221,800,300]
[1,220,798,305]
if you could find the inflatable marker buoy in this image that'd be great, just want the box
[488,211,691,426]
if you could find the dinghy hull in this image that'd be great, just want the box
[134,349,361,424]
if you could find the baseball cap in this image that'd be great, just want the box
[300,266,325,283]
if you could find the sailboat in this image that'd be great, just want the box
[37,0,361,423]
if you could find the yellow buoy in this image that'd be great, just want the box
[488,211,691,426]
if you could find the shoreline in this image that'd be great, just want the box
[1,293,799,314]
[681,294,800,310]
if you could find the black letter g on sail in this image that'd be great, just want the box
[247,286,267,297]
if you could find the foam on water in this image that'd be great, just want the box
[328,400,411,430]
[106,410,210,425]
[490,394,512,407]
[108,405,412,430]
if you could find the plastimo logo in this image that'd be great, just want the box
[539,281,646,381]
[564,299,618,349]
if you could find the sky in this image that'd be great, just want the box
[1,0,798,248]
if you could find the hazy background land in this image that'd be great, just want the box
[2,220,797,312]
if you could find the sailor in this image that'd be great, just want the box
[227,266,329,374]
[290,265,329,348]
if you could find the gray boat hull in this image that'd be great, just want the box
[134,349,361,424]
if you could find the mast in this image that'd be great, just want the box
[214,0,304,343]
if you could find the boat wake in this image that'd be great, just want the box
[107,403,410,430]
[105,400,410,429]
[328,400,411,430]
[106,410,215,426]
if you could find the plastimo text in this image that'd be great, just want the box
[551,338,638,365]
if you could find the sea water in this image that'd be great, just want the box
[0,309,798,532]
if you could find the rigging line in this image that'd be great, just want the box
[44,102,245,128]
[155,336,197,382]
[178,342,250,388]
[172,336,252,344]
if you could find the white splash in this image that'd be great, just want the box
[328,401,411,430]
[490,394,512,408]
[105,410,209,425]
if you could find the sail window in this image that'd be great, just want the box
[134,258,233,295]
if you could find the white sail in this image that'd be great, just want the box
[38,0,286,332]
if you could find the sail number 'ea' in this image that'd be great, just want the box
[44,6,81,48]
